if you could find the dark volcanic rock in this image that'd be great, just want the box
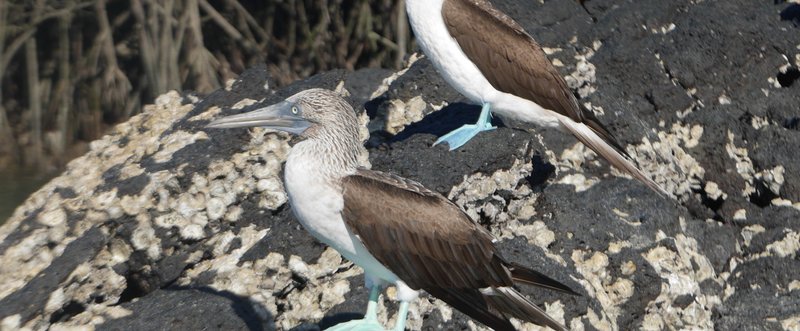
[0,227,106,323]
[1,0,799,330]
[370,125,535,195]
[716,257,800,331]
[98,287,274,331]
[749,127,800,202]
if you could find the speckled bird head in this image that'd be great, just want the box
[206,88,359,142]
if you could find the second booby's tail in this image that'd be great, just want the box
[557,116,669,196]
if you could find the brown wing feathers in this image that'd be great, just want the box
[507,262,580,295]
[442,0,583,123]
[443,0,666,195]
[341,169,574,330]
[341,169,507,289]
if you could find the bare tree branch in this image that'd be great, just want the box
[0,0,19,164]
[198,0,243,42]
[24,0,45,166]
[0,0,415,168]
[53,0,73,159]
[188,0,220,93]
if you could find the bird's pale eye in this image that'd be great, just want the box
[291,106,299,115]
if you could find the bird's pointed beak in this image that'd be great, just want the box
[205,101,311,135]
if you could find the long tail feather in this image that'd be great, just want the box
[558,117,668,196]
[426,287,515,331]
[507,262,580,296]
[482,287,568,331]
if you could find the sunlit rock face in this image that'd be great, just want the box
[2,0,800,330]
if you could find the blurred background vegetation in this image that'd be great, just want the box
[0,0,412,222]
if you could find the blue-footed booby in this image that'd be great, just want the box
[405,0,666,195]
[207,89,578,331]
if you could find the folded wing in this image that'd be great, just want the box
[341,168,571,330]
[442,0,667,195]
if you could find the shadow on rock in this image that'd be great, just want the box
[288,312,366,331]
[780,4,800,27]
[97,286,274,331]
[526,153,557,188]
[390,102,506,143]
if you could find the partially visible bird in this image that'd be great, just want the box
[207,89,579,331]
[405,0,667,195]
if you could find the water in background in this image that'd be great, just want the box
[0,167,55,224]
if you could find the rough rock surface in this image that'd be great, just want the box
[1,0,799,330]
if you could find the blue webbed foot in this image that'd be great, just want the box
[325,319,386,331]
[433,123,496,150]
[326,286,387,331]
[433,102,496,150]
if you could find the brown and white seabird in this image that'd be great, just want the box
[405,0,666,195]
[207,89,578,331]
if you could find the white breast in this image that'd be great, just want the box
[406,0,497,104]
[284,158,350,251]
[405,0,560,127]
[283,142,400,283]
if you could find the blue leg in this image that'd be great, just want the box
[363,285,380,321]
[392,301,410,331]
[433,102,496,150]
[325,286,386,331]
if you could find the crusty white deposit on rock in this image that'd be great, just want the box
[3,1,800,330]
[1,59,794,331]
[0,92,204,329]
[0,91,194,299]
